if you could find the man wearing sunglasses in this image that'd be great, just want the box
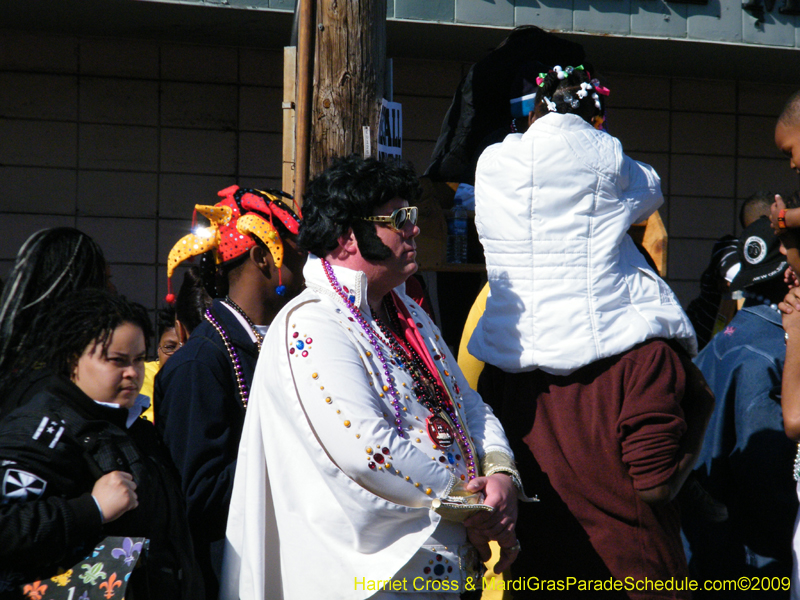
[222,155,524,600]
[357,204,421,299]
[362,205,419,229]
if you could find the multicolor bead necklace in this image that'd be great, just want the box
[378,296,476,480]
[374,297,448,415]
[224,295,264,351]
[322,258,406,438]
[321,258,476,479]
[204,307,250,409]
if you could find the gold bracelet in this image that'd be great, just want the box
[482,451,538,502]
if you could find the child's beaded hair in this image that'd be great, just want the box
[534,65,609,128]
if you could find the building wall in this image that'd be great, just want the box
[0,31,286,310]
[605,73,799,304]
[1,29,797,323]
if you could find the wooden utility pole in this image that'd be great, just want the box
[292,0,315,204]
[309,0,387,178]
[282,46,297,197]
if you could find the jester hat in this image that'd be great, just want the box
[166,185,301,302]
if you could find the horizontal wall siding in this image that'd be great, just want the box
[0,31,286,311]
[1,28,798,320]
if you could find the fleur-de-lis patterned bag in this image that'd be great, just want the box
[20,536,147,600]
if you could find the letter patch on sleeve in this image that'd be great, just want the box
[31,416,66,449]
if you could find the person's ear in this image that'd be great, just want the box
[175,319,190,344]
[69,354,81,383]
[250,244,273,273]
[336,229,359,257]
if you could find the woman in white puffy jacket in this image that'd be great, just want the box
[468,66,714,598]
[469,65,696,374]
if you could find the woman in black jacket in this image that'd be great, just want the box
[0,290,204,600]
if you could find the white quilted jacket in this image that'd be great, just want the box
[468,112,696,375]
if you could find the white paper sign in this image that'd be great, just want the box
[363,126,372,158]
[378,99,402,161]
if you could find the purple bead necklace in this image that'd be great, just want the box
[204,307,250,409]
[322,258,406,438]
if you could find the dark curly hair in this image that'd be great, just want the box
[298,155,421,260]
[44,289,153,380]
[533,66,605,125]
[779,90,800,128]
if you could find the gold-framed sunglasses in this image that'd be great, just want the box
[360,206,418,232]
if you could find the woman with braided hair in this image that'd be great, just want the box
[0,227,108,420]
[468,66,714,596]
[0,289,203,599]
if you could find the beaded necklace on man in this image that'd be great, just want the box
[373,296,449,416]
[732,288,781,314]
[321,258,477,480]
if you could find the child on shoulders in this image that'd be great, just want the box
[469,65,696,374]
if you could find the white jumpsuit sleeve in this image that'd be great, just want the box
[284,301,459,507]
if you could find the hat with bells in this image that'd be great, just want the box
[166,185,301,303]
